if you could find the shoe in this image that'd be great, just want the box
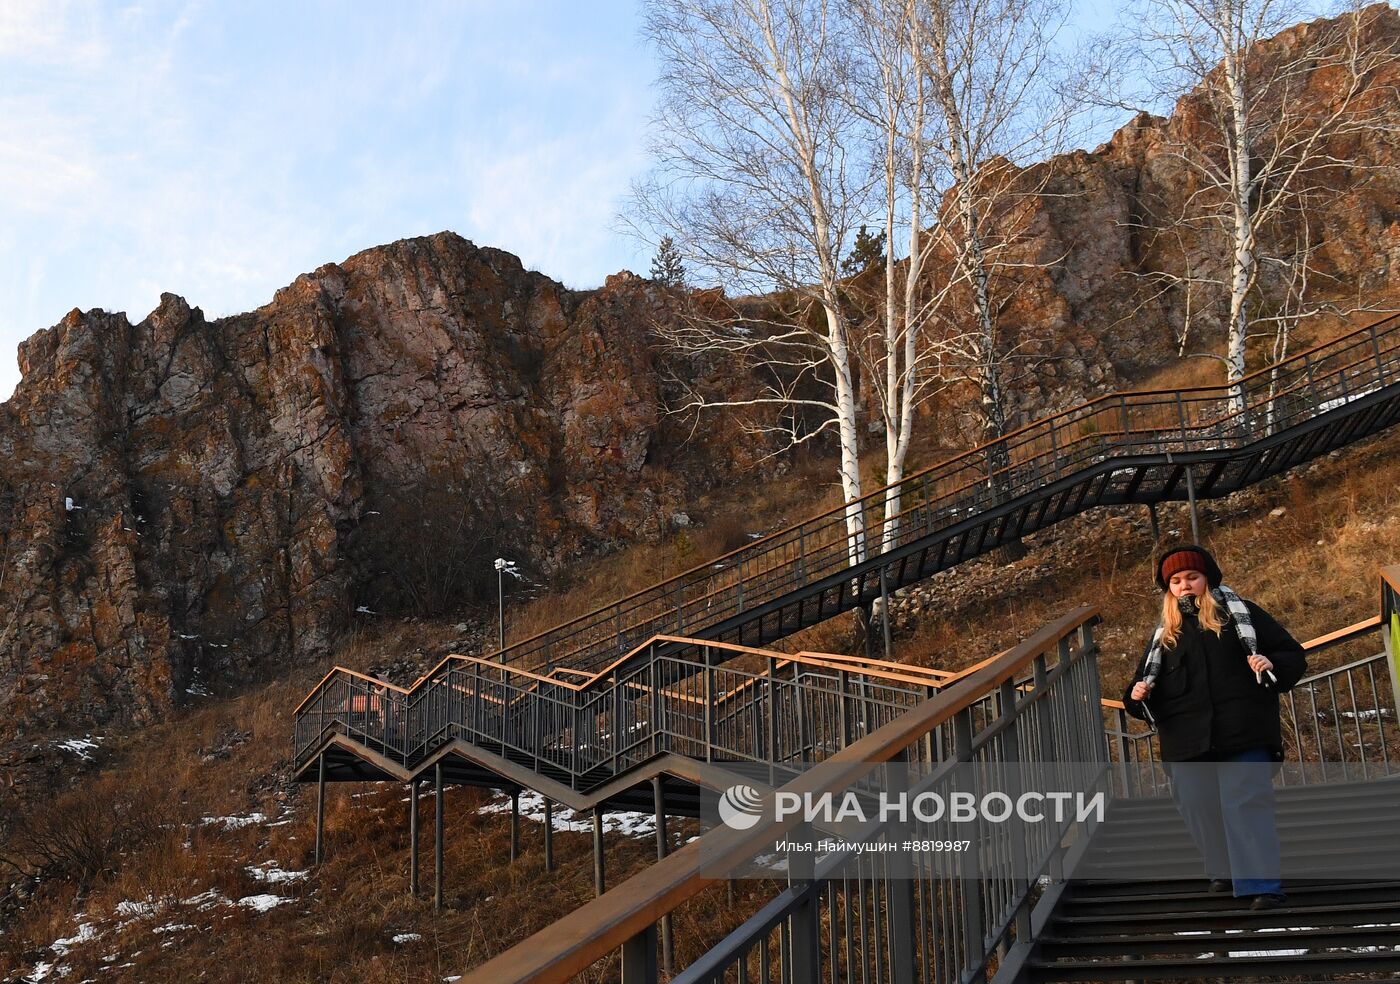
[1249,893,1288,910]
[1207,879,1231,894]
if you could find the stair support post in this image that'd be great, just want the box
[544,799,555,872]
[1184,464,1201,543]
[787,828,821,984]
[434,763,444,913]
[769,657,781,785]
[886,750,919,984]
[620,922,658,984]
[409,777,420,896]
[509,788,520,863]
[953,707,987,981]
[998,680,1034,946]
[593,807,606,896]
[704,648,714,763]
[879,565,894,662]
[652,776,674,975]
[314,752,326,866]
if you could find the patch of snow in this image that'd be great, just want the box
[29,961,54,980]
[53,737,103,761]
[444,977,463,982]
[153,923,196,934]
[236,894,288,913]
[391,933,423,944]
[114,899,161,920]
[201,812,268,830]
[65,497,80,511]
[246,865,308,884]
[356,605,377,615]
[51,922,99,954]
[182,889,228,910]
[477,790,657,838]
[177,633,200,640]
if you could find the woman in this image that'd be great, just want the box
[1123,545,1306,910]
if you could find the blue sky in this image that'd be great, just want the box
[3,0,1332,403]
[0,0,659,400]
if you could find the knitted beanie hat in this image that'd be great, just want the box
[1155,545,1222,590]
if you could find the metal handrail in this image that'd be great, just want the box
[460,606,1101,984]
[487,312,1400,675]
[293,634,958,782]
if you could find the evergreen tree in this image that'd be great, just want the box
[649,236,686,287]
[841,224,886,277]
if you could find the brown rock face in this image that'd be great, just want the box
[3,8,1398,746]
[0,235,752,740]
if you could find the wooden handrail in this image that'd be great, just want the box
[460,606,1100,984]
[485,312,1399,665]
[296,632,959,719]
[292,666,412,716]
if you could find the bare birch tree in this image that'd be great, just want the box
[634,0,874,562]
[1100,0,1400,414]
[844,0,955,549]
[920,0,1078,507]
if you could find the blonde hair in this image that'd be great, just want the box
[1160,589,1225,648]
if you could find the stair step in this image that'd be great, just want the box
[1063,879,1400,910]
[1037,924,1400,958]
[1052,898,1400,931]
[1028,949,1400,982]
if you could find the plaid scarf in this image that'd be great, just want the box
[1140,584,1271,702]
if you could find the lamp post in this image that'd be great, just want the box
[494,558,509,653]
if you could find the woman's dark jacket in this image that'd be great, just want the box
[1122,600,1306,762]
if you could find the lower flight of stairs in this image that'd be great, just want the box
[1027,778,1400,982]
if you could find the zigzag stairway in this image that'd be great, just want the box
[291,313,1400,980]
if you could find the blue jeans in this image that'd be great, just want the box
[1166,747,1282,897]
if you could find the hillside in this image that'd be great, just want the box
[4,5,1400,980]
[2,422,1396,984]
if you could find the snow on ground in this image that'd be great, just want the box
[245,863,309,884]
[200,812,268,829]
[476,790,657,837]
[237,894,290,913]
[50,923,99,955]
[391,933,423,944]
[52,736,104,761]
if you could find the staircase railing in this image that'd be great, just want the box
[460,607,1102,984]
[294,637,954,790]
[490,313,1400,675]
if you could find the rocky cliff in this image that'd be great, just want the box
[0,235,759,741]
[3,6,1398,748]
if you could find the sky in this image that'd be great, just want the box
[2,0,1332,404]
[0,0,660,401]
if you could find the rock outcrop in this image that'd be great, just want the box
[0,236,757,741]
[3,6,1398,746]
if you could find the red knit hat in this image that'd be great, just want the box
[1155,545,1222,590]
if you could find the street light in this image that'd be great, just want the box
[494,558,519,654]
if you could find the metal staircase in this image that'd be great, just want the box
[480,313,1400,675]
[463,569,1400,983]
[294,313,1400,806]
[290,313,1400,981]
